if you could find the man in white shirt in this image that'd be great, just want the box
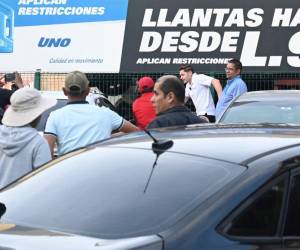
[179,65,222,122]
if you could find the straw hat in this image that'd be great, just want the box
[2,88,57,127]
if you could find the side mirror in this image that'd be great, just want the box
[152,139,174,156]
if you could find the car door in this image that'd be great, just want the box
[283,168,300,249]
[219,174,288,250]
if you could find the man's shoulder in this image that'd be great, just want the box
[232,76,246,85]
[193,72,213,79]
[147,115,165,129]
[133,94,152,106]
[49,105,68,116]
[133,96,142,105]
[0,88,13,97]
[0,88,13,93]
[192,73,213,86]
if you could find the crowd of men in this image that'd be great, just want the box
[0,58,247,188]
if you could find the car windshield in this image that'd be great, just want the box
[0,147,244,239]
[220,101,300,124]
[35,99,67,131]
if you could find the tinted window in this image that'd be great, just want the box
[284,173,300,236]
[220,101,300,124]
[0,147,244,238]
[226,179,285,237]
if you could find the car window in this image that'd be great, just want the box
[0,147,245,239]
[220,101,300,124]
[223,176,286,237]
[35,99,67,131]
[284,172,300,236]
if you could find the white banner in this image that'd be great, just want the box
[0,0,128,72]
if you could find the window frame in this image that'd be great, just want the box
[282,168,300,237]
[218,173,289,243]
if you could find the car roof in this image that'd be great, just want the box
[98,124,300,165]
[235,90,300,102]
[40,90,67,99]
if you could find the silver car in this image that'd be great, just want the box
[217,90,300,125]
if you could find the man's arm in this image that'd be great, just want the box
[119,120,139,133]
[184,85,190,104]
[12,72,24,89]
[44,134,57,158]
[211,79,222,99]
[0,75,5,87]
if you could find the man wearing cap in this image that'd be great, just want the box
[44,70,138,156]
[132,76,156,129]
[0,88,57,189]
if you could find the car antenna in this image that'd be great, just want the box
[143,129,173,193]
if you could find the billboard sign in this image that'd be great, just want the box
[120,0,300,72]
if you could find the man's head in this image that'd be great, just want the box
[179,65,194,84]
[225,58,243,80]
[63,71,90,98]
[137,76,155,94]
[2,88,57,127]
[151,75,185,115]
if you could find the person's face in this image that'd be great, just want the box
[225,63,240,80]
[151,82,172,115]
[179,70,192,84]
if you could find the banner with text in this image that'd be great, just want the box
[0,0,128,72]
[120,0,300,72]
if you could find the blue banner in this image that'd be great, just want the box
[0,0,128,26]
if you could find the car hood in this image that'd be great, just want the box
[0,223,162,250]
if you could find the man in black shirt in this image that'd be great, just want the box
[147,75,207,129]
[0,88,13,110]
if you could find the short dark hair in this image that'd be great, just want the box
[228,58,243,71]
[179,64,194,73]
[157,75,185,103]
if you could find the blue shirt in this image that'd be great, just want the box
[215,76,247,119]
[45,102,123,155]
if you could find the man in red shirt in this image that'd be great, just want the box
[132,76,156,129]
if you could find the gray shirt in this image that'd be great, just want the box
[0,125,51,189]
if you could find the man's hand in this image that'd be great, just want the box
[12,72,24,89]
[0,75,5,88]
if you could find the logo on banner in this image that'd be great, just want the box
[0,2,14,53]
[38,37,71,48]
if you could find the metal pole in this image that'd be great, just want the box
[34,69,41,90]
